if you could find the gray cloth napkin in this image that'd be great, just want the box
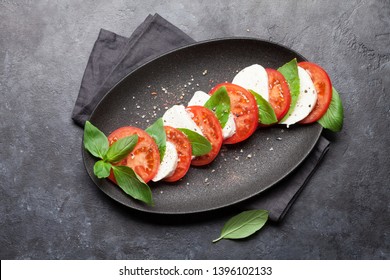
[72,14,194,126]
[72,13,330,222]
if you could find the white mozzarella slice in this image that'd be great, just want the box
[222,113,237,139]
[187,91,237,140]
[232,64,269,101]
[152,141,178,182]
[188,91,210,106]
[280,66,318,126]
[162,105,203,136]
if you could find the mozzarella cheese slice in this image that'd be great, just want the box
[152,141,178,182]
[188,91,236,139]
[232,64,269,101]
[188,91,210,106]
[162,105,203,136]
[223,113,236,139]
[280,66,318,126]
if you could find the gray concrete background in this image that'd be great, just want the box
[1,0,389,259]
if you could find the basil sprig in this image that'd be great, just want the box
[83,121,153,205]
[145,118,166,161]
[204,86,231,128]
[278,58,300,123]
[318,87,344,132]
[249,90,278,125]
[213,209,269,242]
[177,128,212,156]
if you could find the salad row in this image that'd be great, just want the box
[83,58,344,205]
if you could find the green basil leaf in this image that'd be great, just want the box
[145,118,166,161]
[105,135,138,163]
[213,210,268,243]
[83,121,109,159]
[318,87,344,132]
[177,128,212,156]
[249,90,278,125]
[278,58,300,123]
[112,166,153,206]
[93,160,112,179]
[204,86,231,128]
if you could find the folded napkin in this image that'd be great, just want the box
[72,14,194,126]
[72,13,330,222]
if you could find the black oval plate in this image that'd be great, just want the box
[84,38,322,214]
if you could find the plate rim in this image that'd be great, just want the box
[82,37,322,215]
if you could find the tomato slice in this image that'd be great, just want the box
[107,126,160,183]
[163,126,192,182]
[298,62,332,124]
[186,106,223,166]
[209,83,258,144]
[265,68,291,121]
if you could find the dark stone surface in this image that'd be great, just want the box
[0,0,389,259]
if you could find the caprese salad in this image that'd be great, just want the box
[83,58,344,205]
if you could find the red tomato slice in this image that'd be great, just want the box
[107,126,160,183]
[298,62,332,124]
[186,106,223,166]
[209,83,258,144]
[163,126,192,182]
[266,68,291,121]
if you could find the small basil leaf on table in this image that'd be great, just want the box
[249,90,278,125]
[112,166,153,206]
[213,209,269,243]
[83,121,109,159]
[278,58,300,123]
[177,128,212,156]
[145,118,166,161]
[93,160,112,179]
[318,87,344,132]
[204,86,231,128]
[105,135,138,163]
